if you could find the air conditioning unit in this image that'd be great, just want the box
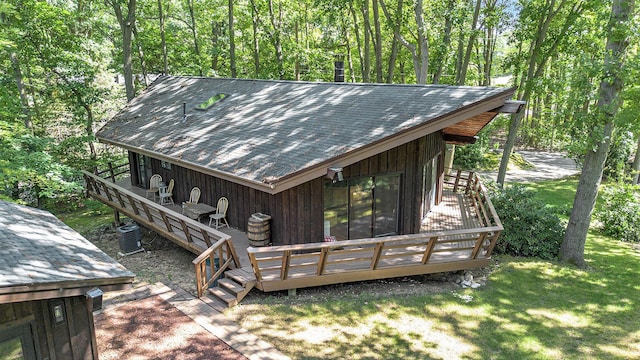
[117,224,143,255]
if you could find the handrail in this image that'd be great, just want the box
[82,169,235,255]
[94,161,130,183]
[247,226,501,291]
[192,239,242,297]
[246,170,503,292]
[443,168,502,229]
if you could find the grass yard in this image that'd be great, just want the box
[227,179,640,359]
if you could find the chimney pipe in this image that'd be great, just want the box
[334,56,345,82]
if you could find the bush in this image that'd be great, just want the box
[595,185,640,242]
[488,184,566,260]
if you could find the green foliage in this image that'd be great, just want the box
[488,183,565,259]
[0,126,84,208]
[595,184,640,242]
[452,130,496,170]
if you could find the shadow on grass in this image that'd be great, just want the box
[233,232,639,359]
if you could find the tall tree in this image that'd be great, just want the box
[560,0,635,266]
[379,0,429,84]
[157,0,168,74]
[107,0,136,101]
[229,0,237,77]
[497,0,583,186]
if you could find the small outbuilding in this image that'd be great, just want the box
[0,201,134,359]
[96,76,519,246]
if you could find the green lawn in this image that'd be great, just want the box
[56,199,114,235]
[227,179,640,359]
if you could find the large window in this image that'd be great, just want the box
[0,322,38,360]
[324,174,400,240]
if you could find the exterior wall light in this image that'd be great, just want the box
[327,167,344,183]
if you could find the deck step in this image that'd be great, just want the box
[218,278,245,294]
[224,267,257,286]
[208,287,238,307]
[200,293,229,313]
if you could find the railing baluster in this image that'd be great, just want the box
[421,236,438,264]
[281,250,291,280]
[454,169,462,192]
[470,232,488,259]
[317,247,329,275]
[369,242,384,270]
[159,211,173,233]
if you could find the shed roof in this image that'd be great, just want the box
[97,76,516,193]
[0,201,135,303]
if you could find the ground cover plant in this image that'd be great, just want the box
[227,179,640,359]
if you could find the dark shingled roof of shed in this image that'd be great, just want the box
[97,76,513,186]
[0,201,134,291]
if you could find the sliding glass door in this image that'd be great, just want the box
[324,174,400,240]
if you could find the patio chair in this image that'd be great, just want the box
[208,197,229,229]
[145,174,162,202]
[181,187,201,214]
[159,179,174,205]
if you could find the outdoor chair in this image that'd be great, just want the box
[159,179,174,205]
[181,187,201,214]
[208,197,229,229]
[145,174,162,202]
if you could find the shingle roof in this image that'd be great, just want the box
[0,201,134,294]
[97,76,514,191]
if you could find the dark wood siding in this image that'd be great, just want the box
[0,296,98,360]
[133,132,445,246]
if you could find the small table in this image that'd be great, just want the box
[183,203,217,222]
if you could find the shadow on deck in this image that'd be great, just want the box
[84,166,501,307]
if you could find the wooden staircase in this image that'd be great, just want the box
[206,267,256,308]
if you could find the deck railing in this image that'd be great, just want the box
[246,169,502,292]
[192,237,242,297]
[444,168,502,229]
[93,161,130,183]
[82,169,236,256]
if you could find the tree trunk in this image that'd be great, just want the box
[132,25,148,86]
[379,0,428,84]
[632,136,640,184]
[497,0,582,186]
[250,0,260,77]
[414,0,428,84]
[10,52,33,131]
[361,0,371,82]
[561,0,634,266]
[268,0,284,79]
[186,0,202,76]
[109,0,136,101]
[229,0,237,77]
[457,0,481,85]
[432,0,455,84]
[372,0,383,83]
[211,21,221,72]
[349,2,365,81]
[157,0,168,74]
[385,0,402,84]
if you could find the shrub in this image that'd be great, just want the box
[488,184,566,259]
[595,185,640,242]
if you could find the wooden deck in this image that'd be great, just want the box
[85,165,501,303]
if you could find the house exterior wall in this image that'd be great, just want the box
[136,132,445,246]
[0,296,98,360]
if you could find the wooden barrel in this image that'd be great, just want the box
[248,214,271,247]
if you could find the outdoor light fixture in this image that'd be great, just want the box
[326,167,344,183]
[86,287,104,312]
[51,302,65,325]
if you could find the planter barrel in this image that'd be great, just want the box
[248,213,271,247]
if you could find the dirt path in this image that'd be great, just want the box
[480,150,580,183]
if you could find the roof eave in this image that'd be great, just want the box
[0,277,135,304]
